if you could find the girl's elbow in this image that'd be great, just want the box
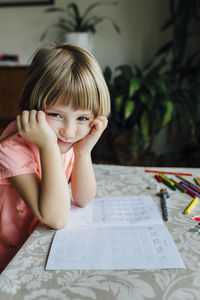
[74,197,94,208]
[72,190,96,208]
[42,216,69,230]
[51,219,68,230]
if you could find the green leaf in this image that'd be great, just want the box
[134,64,143,76]
[124,100,135,119]
[83,13,120,33]
[146,83,156,98]
[131,124,141,151]
[129,77,141,98]
[114,95,123,112]
[82,16,105,30]
[151,109,162,134]
[67,3,82,26]
[115,65,133,81]
[154,79,167,93]
[162,100,174,126]
[140,111,149,141]
[58,18,75,30]
[140,93,149,105]
[131,124,147,154]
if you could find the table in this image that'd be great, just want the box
[1,164,200,300]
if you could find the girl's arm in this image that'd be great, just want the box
[71,117,108,207]
[10,110,71,229]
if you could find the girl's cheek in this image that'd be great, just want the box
[80,125,91,137]
[46,119,58,135]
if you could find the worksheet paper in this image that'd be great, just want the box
[45,195,185,270]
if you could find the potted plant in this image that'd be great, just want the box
[98,60,172,165]
[41,1,120,52]
[93,0,200,167]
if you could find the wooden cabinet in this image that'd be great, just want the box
[0,66,28,133]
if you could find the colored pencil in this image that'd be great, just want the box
[145,169,192,176]
[180,182,200,197]
[184,196,199,214]
[177,176,200,193]
[179,182,198,197]
[155,174,162,182]
[170,179,187,193]
[188,183,200,194]
[159,173,175,186]
[176,175,192,184]
[159,175,176,191]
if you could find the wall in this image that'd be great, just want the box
[0,0,178,157]
[0,0,170,69]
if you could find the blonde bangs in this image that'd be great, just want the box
[44,62,110,117]
[19,44,110,117]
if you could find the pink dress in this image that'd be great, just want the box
[0,121,74,272]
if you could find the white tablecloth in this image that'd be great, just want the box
[1,164,200,300]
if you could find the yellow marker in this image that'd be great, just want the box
[159,173,175,186]
[184,196,199,214]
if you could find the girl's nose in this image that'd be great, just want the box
[59,125,76,140]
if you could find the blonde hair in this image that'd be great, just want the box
[19,43,110,117]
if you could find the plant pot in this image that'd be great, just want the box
[64,32,94,53]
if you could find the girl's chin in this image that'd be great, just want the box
[58,143,73,153]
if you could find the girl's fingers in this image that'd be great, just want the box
[20,110,30,130]
[101,117,108,129]
[29,110,38,125]
[90,117,108,131]
[16,114,22,131]
[17,110,43,131]
[37,110,46,125]
[97,116,108,128]
[15,110,56,147]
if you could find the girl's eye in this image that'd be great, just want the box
[77,116,89,121]
[47,113,63,119]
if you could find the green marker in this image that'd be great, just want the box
[160,176,176,191]
[171,179,186,193]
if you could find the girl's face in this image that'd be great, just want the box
[45,103,94,153]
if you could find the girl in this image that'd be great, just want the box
[0,43,110,272]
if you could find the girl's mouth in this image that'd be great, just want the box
[58,139,73,145]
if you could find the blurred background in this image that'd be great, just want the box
[0,0,199,167]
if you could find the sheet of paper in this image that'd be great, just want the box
[69,195,163,228]
[46,196,185,270]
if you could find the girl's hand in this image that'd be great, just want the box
[73,116,108,154]
[16,110,57,149]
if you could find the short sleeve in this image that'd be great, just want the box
[0,136,38,180]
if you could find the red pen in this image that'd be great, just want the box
[145,169,192,176]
